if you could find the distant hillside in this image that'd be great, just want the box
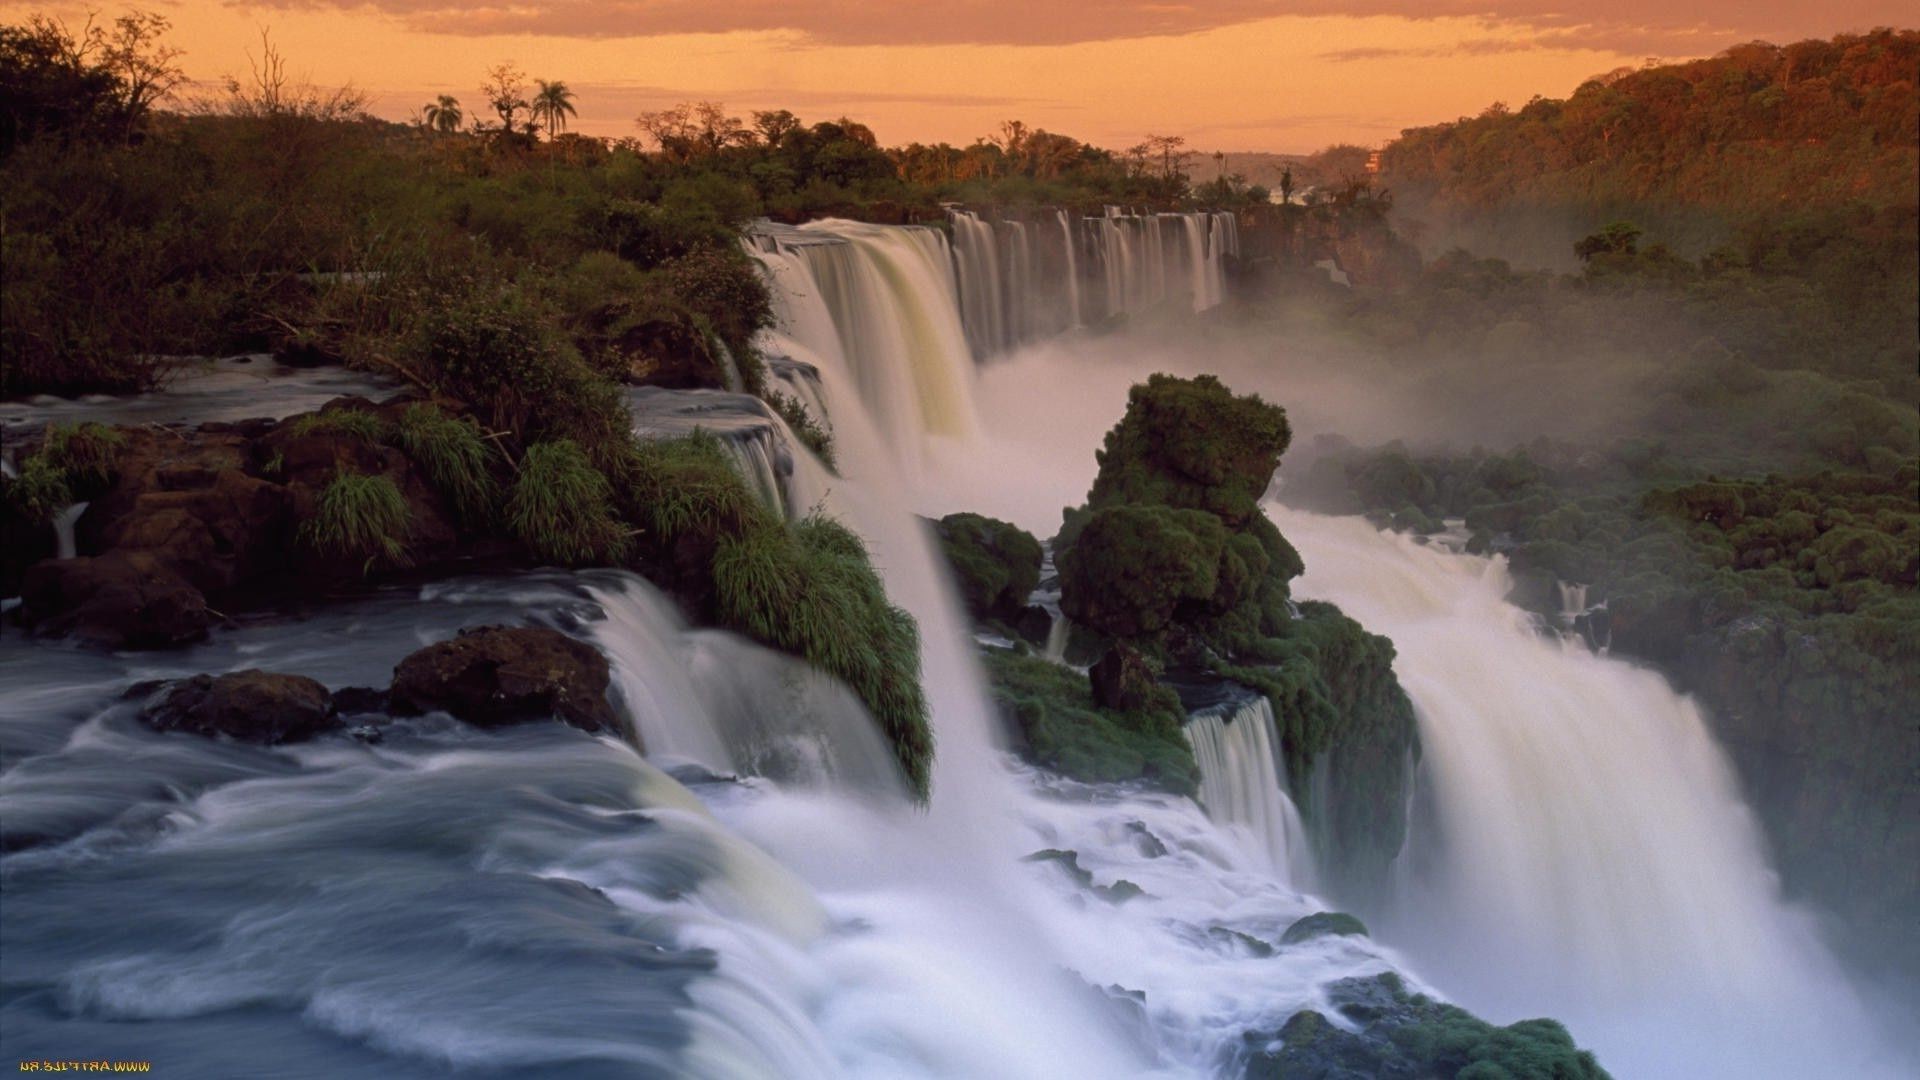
[1380,29,1918,213]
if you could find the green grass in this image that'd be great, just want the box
[39,422,125,492]
[713,514,934,799]
[620,432,767,539]
[4,456,75,524]
[507,439,629,565]
[289,409,390,443]
[395,404,498,524]
[302,470,411,569]
[982,648,1197,794]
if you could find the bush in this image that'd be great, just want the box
[37,422,124,493]
[931,512,1042,622]
[288,409,390,443]
[302,470,410,569]
[1060,504,1223,638]
[396,404,498,524]
[4,455,72,524]
[507,440,628,566]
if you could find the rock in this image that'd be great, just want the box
[1280,911,1370,946]
[141,670,337,744]
[1022,848,1146,904]
[19,552,211,648]
[1090,644,1157,711]
[389,625,617,734]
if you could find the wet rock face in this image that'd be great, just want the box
[389,626,617,735]
[20,552,212,648]
[141,669,338,744]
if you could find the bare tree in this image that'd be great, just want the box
[219,29,365,121]
[481,62,529,138]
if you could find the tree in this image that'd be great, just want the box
[530,79,576,140]
[423,94,462,134]
[1279,166,1295,204]
[636,101,745,162]
[1575,221,1643,261]
[100,10,181,137]
[0,17,122,152]
[481,62,528,139]
[1143,133,1191,182]
[752,108,800,147]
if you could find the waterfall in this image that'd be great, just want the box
[53,501,87,560]
[1057,210,1082,328]
[948,210,1008,358]
[626,386,798,516]
[1275,505,1900,1080]
[1185,696,1317,886]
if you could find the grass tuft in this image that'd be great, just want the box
[395,404,498,524]
[713,513,933,798]
[302,469,411,569]
[289,409,390,443]
[508,439,629,565]
[620,432,768,539]
[765,391,836,471]
[40,422,125,492]
[5,455,74,524]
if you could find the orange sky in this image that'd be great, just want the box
[5,2,1909,151]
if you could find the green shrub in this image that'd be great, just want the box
[713,514,933,798]
[507,440,629,566]
[302,470,410,569]
[395,404,498,524]
[1060,504,1224,638]
[766,391,836,470]
[932,512,1042,621]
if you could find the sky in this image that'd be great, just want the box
[7,2,1910,152]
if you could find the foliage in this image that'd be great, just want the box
[1383,30,1919,214]
[506,440,628,566]
[37,421,125,493]
[712,513,933,799]
[983,649,1197,795]
[3,454,72,524]
[1060,505,1224,639]
[930,512,1043,623]
[766,391,835,469]
[394,404,498,524]
[301,470,410,568]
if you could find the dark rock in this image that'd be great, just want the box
[389,625,617,734]
[1013,604,1055,649]
[19,552,211,648]
[330,686,390,716]
[1125,820,1169,858]
[1207,926,1275,957]
[1280,911,1370,946]
[1090,644,1157,711]
[141,669,337,744]
[1022,848,1147,904]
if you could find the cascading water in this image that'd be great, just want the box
[1184,696,1317,887]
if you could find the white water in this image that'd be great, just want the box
[873,319,1906,1077]
[1185,697,1317,888]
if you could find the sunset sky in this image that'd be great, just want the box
[6,2,1908,151]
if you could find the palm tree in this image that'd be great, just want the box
[530,80,576,141]
[423,94,462,135]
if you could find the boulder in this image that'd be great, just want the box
[141,669,337,744]
[390,625,617,734]
[1280,911,1370,946]
[19,552,211,648]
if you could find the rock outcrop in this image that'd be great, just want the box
[389,625,618,735]
[140,669,338,744]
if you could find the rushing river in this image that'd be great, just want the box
[1,214,1909,1078]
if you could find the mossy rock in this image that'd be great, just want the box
[1280,911,1369,945]
[983,649,1197,795]
[930,512,1043,622]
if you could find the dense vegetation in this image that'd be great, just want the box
[1380,29,1918,262]
[1044,375,1418,889]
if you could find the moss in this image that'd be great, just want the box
[931,512,1043,622]
[507,440,629,566]
[983,649,1198,794]
[1280,910,1370,945]
[1084,373,1291,525]
[395,404,499,525]
[1060,504,1224,639]
[713,513,934,799]
[302,470,411,569]
[1250,972,1612,1080]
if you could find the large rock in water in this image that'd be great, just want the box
[141,670,337,744]
[389,626,617,734]
[20,552,212,648]
[928,512,1043,623]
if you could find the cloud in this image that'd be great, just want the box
[233,0,1916,54]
